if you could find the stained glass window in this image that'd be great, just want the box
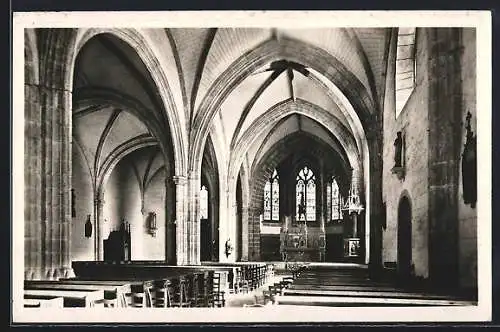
[271,173,279,221]
[200,185,208,219]
[263,169,279,221]
[326,182,332,222]
[331,178,342,221]
[296,166,316,221]
[263,181,271,220]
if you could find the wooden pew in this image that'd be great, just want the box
[57,279,133,304]
[24,289,104,307]
[281,288,469,300]
[25,280,127,308]
[287,284,403,292]
[273,295,476,307]
[61,278,154,308]
[24,295,64,308]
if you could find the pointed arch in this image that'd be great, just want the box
[48,28,187,176]
[190,36,376,174]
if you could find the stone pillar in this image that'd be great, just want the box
[351,168,362,238]
[220,189,238,263]
[38,86,74,280]
[23,28,78,280]
[94,190,105,261]
[248,207,261,261]
[427,28,462,288]
[173,175,187,265]
[319,166,326,262]
[186,173,201,265]
[165,177,176,264]
[240,205,249,261]
[25,82,43,280]
[366,120,384,276]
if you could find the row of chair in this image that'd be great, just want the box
[221,263,274,294]
[24,270,227,308]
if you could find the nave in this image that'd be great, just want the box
[19,21,480,320]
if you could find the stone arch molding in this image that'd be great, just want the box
[59,28,187,177]
[98,136,159,195]
[190,36,377,180]
[221,99,365,259]
[228,98,362,194]
[72,88,176,197]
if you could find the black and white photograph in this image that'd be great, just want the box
[11,10,492,323]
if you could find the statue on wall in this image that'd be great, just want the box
[84,214,92,238]
[225,238,233,258]
[394,131,403,167]
[71,189,76,218]
[462,112,477,208]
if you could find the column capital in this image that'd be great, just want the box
[94,191,105,205]
[173,175,187,185]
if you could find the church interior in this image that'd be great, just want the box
[21,26,479,312]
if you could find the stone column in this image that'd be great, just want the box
[38,86,74,280]
[350,169,362,237]
[220,189,237,263]
[240,205,249,261]
[165,177,176,264]
[366,120,384,275]
[94,190,105,261]
[24,82,43,280]
[186,173,201,265]
[173,175,187,265]
[248,207,261,261]
[319,164,326,262]
[427,28,462,288]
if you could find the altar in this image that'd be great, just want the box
[279,217,325,262]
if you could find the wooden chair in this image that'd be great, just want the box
[103,290,118,308]
[195,273,207,307]
[185,274,199,307]
[238,269,249,294]
[169,277,189,308]
[152,279,170,308]
[130,283,152,308]
[212,273,225,307]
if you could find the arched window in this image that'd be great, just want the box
[200,185,208,219]
[296,166,316,222]
[395,27,416,117]
[331,178,343,221]
[263,169,279,221]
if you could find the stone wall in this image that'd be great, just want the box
[110,149,167,261]
[382,28,430,278]
[382,28,477,289]
[457,28,477,289]
[71,143,95,261]
[72,146,168,261]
